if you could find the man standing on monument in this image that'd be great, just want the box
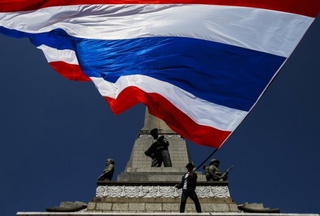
[175,162,202,213]
[144,128,172,167]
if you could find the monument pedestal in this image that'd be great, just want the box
[88,181,237,213]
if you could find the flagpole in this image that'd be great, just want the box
[194,148,219,171]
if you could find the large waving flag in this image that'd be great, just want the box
[0,1,319,148]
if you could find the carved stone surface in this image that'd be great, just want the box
[196,186,231,198]
[96,185,230,199]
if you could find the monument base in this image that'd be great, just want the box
[87,181,238,213]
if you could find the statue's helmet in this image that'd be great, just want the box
[150,128,158,135]
[210,159,220,165]
[106,158,115,164]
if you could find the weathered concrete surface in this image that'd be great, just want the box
[118,134,193,181]
[91,180,234,213]
[88,197,237,213]
[118,109,193,181]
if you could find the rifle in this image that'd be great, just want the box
[222,165,234,176]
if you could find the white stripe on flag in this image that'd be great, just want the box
[90,75,248,131]
[37,45,78,64]
[0,4,313,57]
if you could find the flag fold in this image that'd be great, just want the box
[1,0,319,148]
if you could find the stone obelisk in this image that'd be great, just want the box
[87,108,237,213]
[117,108,196,181]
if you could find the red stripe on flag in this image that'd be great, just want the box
[104,86,231,148]
[0,0,319,17]
[49,62,90,81]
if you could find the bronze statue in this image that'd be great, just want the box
[203,159,233,181]
[98,158,115,181]
[144,128,172,167]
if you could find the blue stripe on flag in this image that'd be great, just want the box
[76,37,285,112]
[1,27,285,112]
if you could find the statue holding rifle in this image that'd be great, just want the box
[203,159,233,181]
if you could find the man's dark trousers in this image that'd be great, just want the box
[180,189,202,213]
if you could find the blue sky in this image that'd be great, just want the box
[0,15,319,216]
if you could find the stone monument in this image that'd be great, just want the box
[87,108,238,213]
[17,109,306,215]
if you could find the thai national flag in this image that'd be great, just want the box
[0,0,319,148]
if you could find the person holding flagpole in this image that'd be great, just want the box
[175,162,202,213]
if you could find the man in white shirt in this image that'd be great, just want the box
[175,162,202,213]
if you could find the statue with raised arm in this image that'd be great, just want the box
[97,158,115,181]
[144,128,172,167]
[203,159,233,181]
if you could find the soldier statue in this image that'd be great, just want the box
[203,159,233,181]
[97,158,115,181]
[144,128,172,167]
